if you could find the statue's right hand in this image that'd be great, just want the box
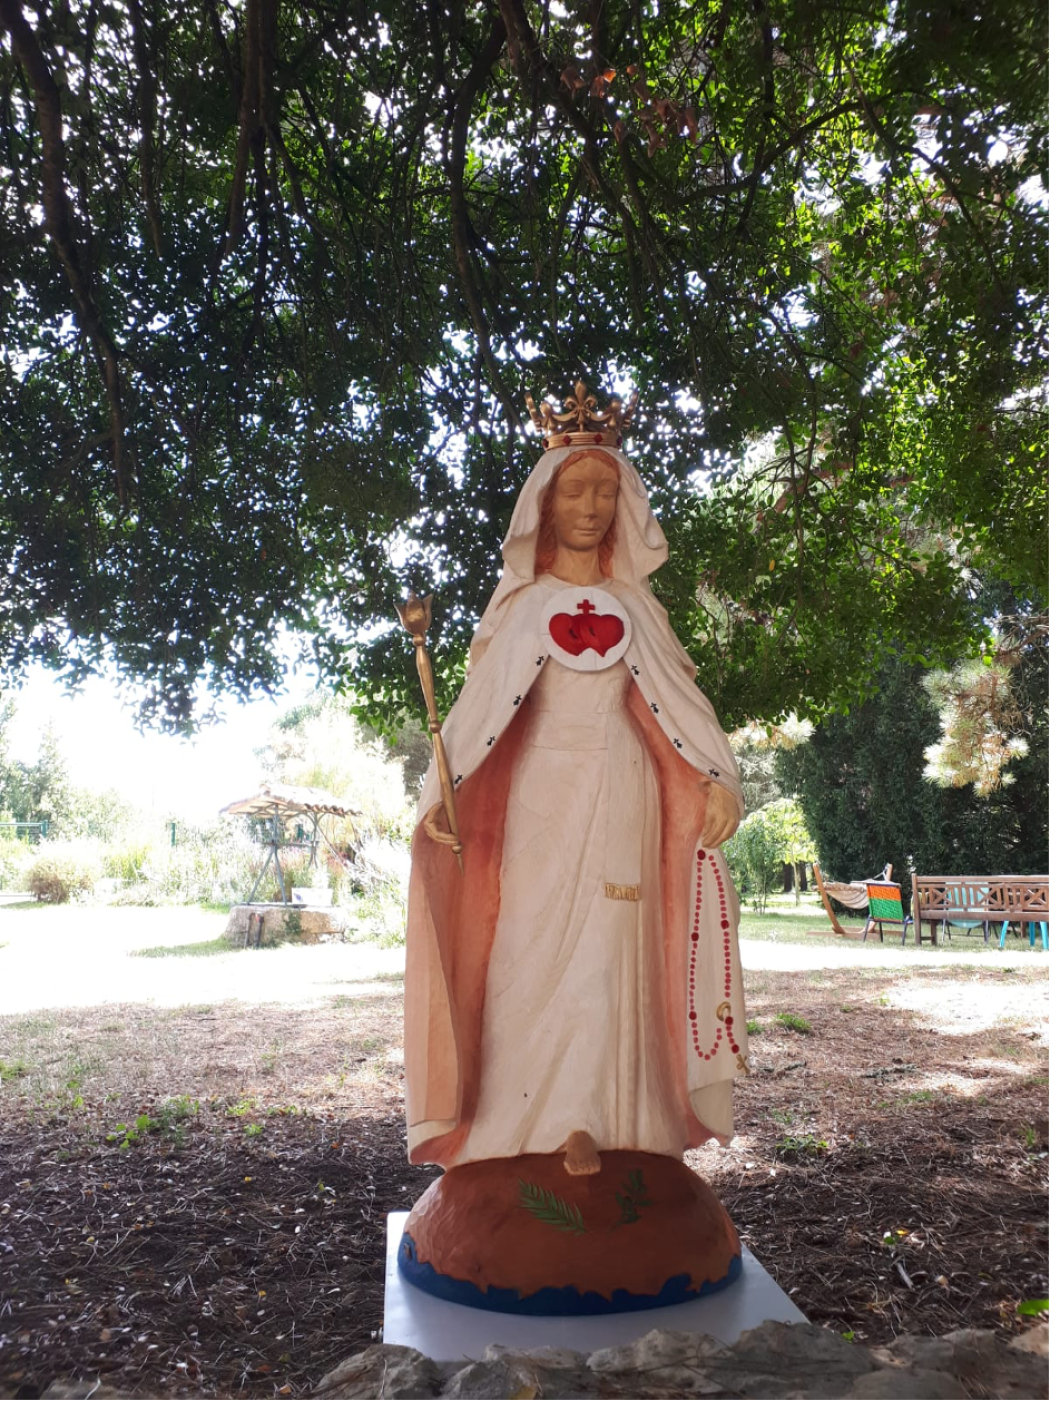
[698,779,740,848]
[423,803,459,846]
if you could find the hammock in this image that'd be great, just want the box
[811,862,893,935]
[819,881,870,911]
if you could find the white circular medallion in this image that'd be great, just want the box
[540,586,632,672]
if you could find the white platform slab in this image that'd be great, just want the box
[383,1211,805,1361]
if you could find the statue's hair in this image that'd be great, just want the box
[534,451,620,578]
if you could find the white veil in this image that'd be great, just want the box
[471,444,669,664]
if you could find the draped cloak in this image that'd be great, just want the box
[404,446,748,1167]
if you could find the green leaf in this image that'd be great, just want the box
[517,1180,586,1235]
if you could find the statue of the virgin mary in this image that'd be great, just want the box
[399,386,749,1314]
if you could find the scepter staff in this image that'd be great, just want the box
[395,592,464,873]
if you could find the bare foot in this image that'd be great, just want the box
[563,1129,601,1176]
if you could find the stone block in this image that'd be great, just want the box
[222,902,348,947]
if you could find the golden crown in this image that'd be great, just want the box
[526,380,639,450]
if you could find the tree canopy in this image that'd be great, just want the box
[1,0,1046,730]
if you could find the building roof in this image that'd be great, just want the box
[220,783,358,819]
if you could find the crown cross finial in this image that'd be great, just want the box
[525,380,639,451]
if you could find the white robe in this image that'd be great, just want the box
[459,653,681,1161]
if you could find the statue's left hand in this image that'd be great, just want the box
[423,802,460,847]
[699,779,739,848]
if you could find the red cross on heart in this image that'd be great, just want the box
[548,599,626,657]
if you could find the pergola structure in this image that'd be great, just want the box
[220,783,358,904]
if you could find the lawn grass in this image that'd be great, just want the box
[2,892,1041,969]
[130,937,236,958]
[735,892,1044,956]
[737,896,853,944]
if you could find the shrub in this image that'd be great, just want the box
[26,840,102,903]
[724,799,816,912]
[351,879,408,946]
[339,838,409,945]
[156,823,262,906]
[725,813,782,912]
[0,836,33,892]
[102,839,152,884]
[270,848,323,900]
[78,823,262,907]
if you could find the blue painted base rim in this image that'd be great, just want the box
[398,1233,743,1316]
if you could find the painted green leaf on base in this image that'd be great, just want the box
[517,1180,586,1235]
[615,1168,653,1225]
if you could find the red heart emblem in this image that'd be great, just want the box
[549,605,625,657]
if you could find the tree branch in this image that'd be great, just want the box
[446,15,520,429]
[239,136,271,366]
[226,0,262,252]
[852,79,1008,299]
[497,0,649,311]
[128,0,163,255]
[734,0,776,236]
[203,0,236,90]
[0,0,129,501]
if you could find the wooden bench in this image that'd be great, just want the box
[911,875,1049,948]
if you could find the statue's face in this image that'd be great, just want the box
[551,454,619,552]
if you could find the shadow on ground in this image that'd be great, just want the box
[0,965,1046,1399]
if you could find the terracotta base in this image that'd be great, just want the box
[399,1151,741,1316]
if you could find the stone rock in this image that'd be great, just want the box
[442,1360,536,1399]
[588,1326,733,1371]
[314,1324,1050,1400]
[314,1343,441,1399]
[876,1326,998,1371]
[479,1344,631,1399]
[842,1366,965,1398]
[587,1327,743,1396]
[725,1320,873,1398]
[223,902,347,947]
[1011,1323,1049,1358]
[872,1326,1049,1401]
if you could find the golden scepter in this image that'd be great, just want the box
[395,592,464,873]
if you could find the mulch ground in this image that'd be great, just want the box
[0,964,1046,1399]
